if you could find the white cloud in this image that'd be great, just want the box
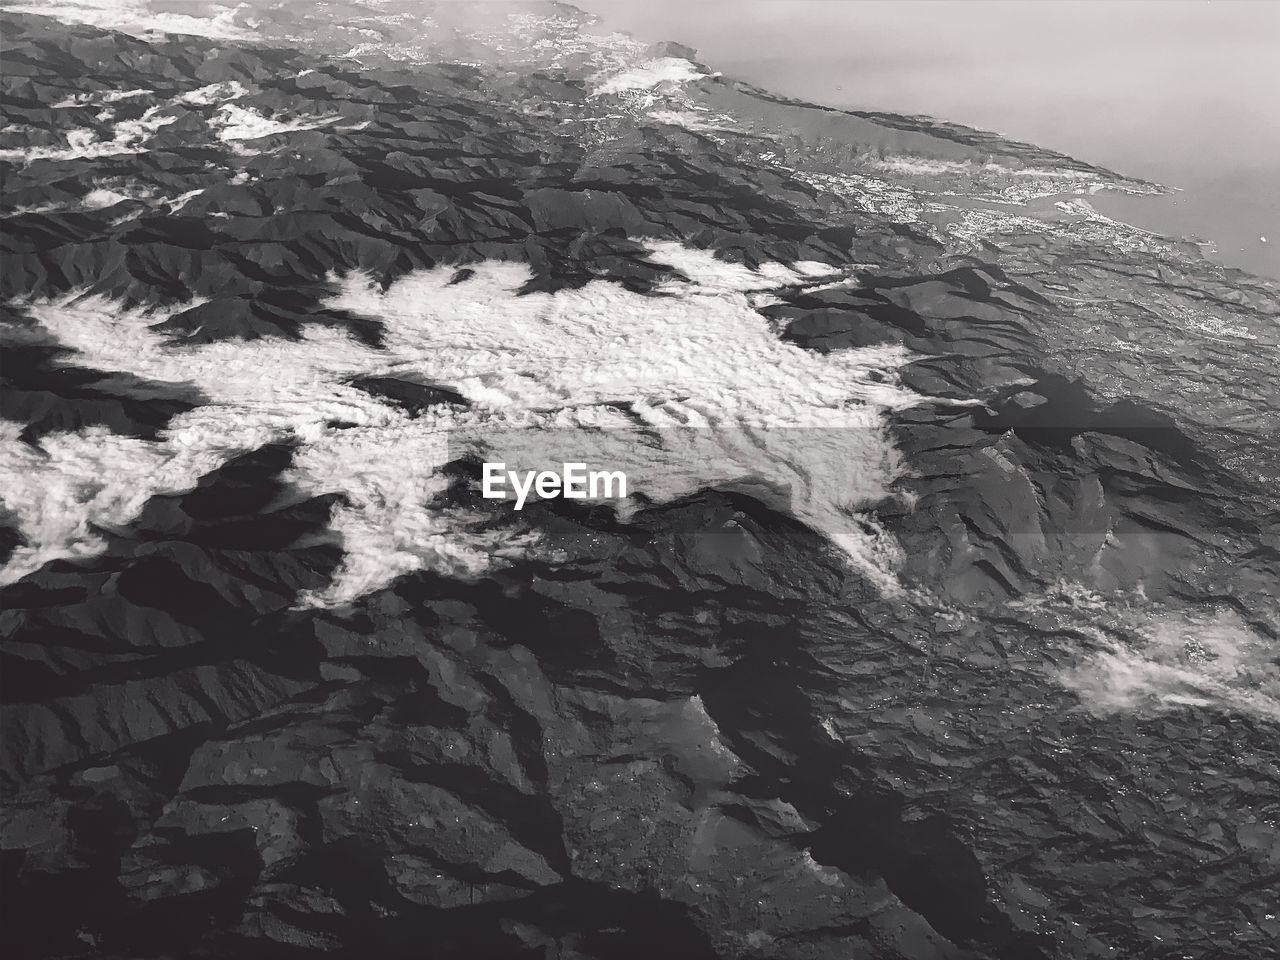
[211,103,333,145]
[0,106,176,164]
[180,81,249,107]
[5,243,929,603]
[52,88,150,108]
[1054,605,1280,722]
[165,189,204,212]
[1,0,255,41]
[646,109,735,133]
[593,57,706,97]
[81,187,135,208]
[0,421,175,576]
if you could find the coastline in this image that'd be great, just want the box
[574,0,1280,281]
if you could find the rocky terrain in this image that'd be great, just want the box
[2,3,1278,959]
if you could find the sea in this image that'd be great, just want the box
[576,0,1280,280]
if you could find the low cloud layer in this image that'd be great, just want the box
[3,242,927,604]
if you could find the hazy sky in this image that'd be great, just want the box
[575,0,1279,277]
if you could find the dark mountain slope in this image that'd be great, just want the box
[1,6,1278,960]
